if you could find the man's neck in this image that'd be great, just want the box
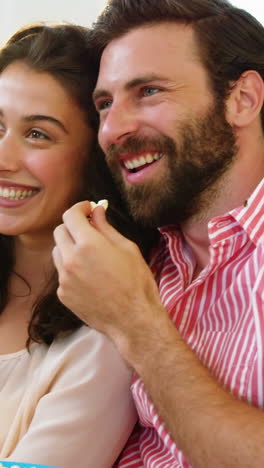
[180,165,263,274]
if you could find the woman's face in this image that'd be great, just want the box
[0,61,93,240]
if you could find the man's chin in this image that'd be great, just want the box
[125,199,165,228]
[123,198,154,227]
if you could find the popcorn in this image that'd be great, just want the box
[90,199,108,212]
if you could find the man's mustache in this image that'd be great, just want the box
[106,135,176,162]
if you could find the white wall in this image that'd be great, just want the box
[0,0,108,45]
[0,0,263,46]
[232,0,264,23]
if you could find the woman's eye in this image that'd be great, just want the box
[28,129,49,140]
[0,121,6,135]
[142,86,160,97]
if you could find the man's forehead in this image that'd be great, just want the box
[96,23,200,89]
[102,22,197,58]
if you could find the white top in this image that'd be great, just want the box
[0,325,136,468]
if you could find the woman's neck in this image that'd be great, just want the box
[13,233,55,296]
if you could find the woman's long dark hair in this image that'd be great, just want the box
[0,24,159,346]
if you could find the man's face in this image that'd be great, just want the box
[94,23,237,227]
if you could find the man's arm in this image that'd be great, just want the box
[126,311,264,468]
[53,201,264,468]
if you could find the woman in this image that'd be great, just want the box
[0,24,157,468]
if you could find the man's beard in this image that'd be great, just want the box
[104,99,238,228]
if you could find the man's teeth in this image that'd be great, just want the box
[124,152,163,170]
[0,187,38,200]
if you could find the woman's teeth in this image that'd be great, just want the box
[0,187,38,200]
[124,152,163,170]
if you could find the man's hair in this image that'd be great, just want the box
[93,0,264,127]
[0,24,158,346]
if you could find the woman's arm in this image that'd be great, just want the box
[3,327,136,468]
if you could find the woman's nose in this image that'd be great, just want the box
[0,134,22,172]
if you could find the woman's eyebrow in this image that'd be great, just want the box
[23,114,69,134]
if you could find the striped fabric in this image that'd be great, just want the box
[117,178,264,468]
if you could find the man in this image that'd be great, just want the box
[53,0,264,466]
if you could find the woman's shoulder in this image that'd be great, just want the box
[50,324,117,359]
[33,325,132,387]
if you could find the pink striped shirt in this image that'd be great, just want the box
[117,178,264,468]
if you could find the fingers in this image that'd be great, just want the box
[92,206,133,247]
[52,244,63,272]
[53,222,75,259]
[62,200,102,244]
[62,200,132,248]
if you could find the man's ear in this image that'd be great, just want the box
[225,70,264,128]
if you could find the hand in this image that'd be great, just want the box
[52,201,162,347]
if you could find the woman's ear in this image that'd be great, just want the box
[225,70,264,128]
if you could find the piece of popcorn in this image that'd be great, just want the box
[90,201,97,211]
[90,199,108,212]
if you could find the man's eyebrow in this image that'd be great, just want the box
[92,88,109,103]
[22,115,69,134]
[124,74,168,90]
[93,74,168,102]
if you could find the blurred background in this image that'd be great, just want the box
[0,0,263,45]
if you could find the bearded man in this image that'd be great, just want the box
[53,1,264,466]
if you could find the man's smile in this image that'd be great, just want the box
[122,151,164,172]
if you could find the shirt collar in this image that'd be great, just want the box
[159,178,264,246]
[229,177,264,245]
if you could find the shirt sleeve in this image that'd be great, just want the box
[3,326,137,468]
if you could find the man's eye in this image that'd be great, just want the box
[142,87,160,97]
[28,129,49,140]
[96,100,112,112]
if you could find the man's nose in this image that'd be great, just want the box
[0,134,22,172]
[99,102,140,151]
